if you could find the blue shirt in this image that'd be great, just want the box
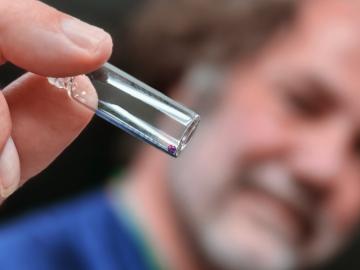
[0,190,158,270]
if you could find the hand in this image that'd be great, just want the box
[0,0,113,201]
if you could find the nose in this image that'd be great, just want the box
[288,117,351,191]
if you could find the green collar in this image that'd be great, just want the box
[107,180,165,270]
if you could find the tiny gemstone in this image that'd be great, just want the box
[168,145,177,155]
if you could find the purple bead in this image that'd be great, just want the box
[168,145,177,155]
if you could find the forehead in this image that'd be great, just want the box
[290,1,360,64]
[219,1,360,123]
[230,2,360,106]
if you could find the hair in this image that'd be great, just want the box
[119,0,297,91]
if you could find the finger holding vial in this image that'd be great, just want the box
[0,0,112,201]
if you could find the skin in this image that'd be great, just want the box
[0,0,112,201]
[120,0,360,269]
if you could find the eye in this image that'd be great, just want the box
[283,90,326,119]
[352,134,360,157]
[279,78,336,120]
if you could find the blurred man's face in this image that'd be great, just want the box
[169,1,360,269]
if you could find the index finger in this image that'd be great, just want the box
[0,0,113,76]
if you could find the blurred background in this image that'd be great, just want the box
[1,1,360,269]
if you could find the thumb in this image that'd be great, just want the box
[0,0,113,77]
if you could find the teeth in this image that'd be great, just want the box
[245,162,312,223]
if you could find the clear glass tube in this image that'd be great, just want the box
[48,63,200,157]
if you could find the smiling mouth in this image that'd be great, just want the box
[221,161,319,244]
[219,169,317,246]
[241,187,315,243]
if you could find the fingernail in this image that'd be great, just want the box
[61,17,110,52]
[0,138,20,199]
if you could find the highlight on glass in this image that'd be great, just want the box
[48,63,200,157]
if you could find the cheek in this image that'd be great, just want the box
[170,84,289,217]
[169,118,237,219]
[225,87,290,158]
[328,164,360,232]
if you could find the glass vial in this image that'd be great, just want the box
[49,63,200,157]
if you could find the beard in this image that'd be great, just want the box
[169,159,346,270]
[199,215,298,270]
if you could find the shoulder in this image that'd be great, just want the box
[0,190,153,270]
[0,190,115,269]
